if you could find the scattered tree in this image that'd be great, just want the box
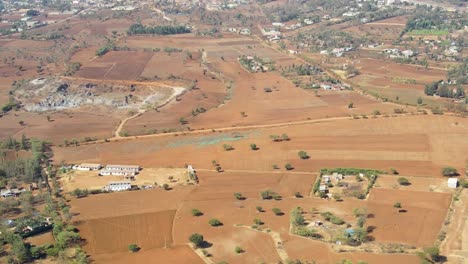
[256,206,264,212]
[284,163,294,170]
[397,177,410,186]
[272,208,283,216]
[253,218,263,225]
[234,246,244,254]
[348,102,354,108]
[208,218,223,227]
[191,209,203,216]
[128,244,139,253]
[189,233,204,248]
[297,151,309,160]
[233,192,244,200]
[249,143,258,150]
[223,144,234,151]
[442,167,458,176]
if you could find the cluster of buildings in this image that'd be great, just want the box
[319,82,348,91]
[319,173,345,194]
[383,48,415,59]
[320,47,354,57]
[261,27,281,42]
[72,163,141,191]
[227,27,251,36]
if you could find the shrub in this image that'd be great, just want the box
[208,218,223,227]
[128,244,139,253]
[223,144,234,151]
[394,202,402,208]
[442,167,458,176]
[191,209,203,216]
[332,193,342,201]
[253,218,263,225]
[189,233,204,248]
[348,102,354,108]
[390,168,399,175]
[234,246,244,254]
[233,192,244,200]
[298,151,309,160]
[272,208,282,215]
[250,143,258,150]
[260,190,280,200]
[397,177,410,186]
[285,163,294,170]
[256,206,263,212]
[330,215,345,225]
[162,183,170,190]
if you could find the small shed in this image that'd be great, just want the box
[447,178,458,189]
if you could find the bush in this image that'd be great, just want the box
[250,143,258,150]
[208,218,223,227]
[189,233,204,248]
[191,209,203,216]
[272,208,283,215]
[128,244,139,253]
[298,151,309,160]
[397,177,410,186]
[234,246,244,254]
[256,206,263,212]
[394,202,402,208]
[442,167,458,176]
[260,190,280,200]
[223,144,234,151]
[233,192,244,200]
[253,218,263,225]
[285,163,294,170]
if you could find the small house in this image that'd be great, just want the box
[187,165,195,175]
[447,178,458,189]
[323,175,331,183]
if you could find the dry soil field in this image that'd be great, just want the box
[59,113,466,263]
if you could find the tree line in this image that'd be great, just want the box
[127,24,191,35]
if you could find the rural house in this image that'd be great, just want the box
[105,181,132,192]
[447,178,458,189]
[73,163,103,171]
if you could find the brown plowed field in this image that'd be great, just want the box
[92,245,204,264]
[55,115,468,177]
[76,51,154,80]
[367,188,451,247]
[79,210,175,254]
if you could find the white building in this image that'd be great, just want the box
[73,163,103,171]
[105,165,140,173]
[1,188,24,198]
[105,181,131,192]
[402,50,414,58]
[447,178,458,189]
[99,169,137,176]
[187,165,195,175]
